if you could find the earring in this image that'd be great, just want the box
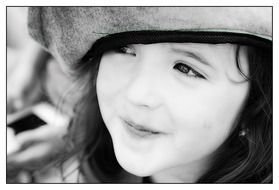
[239,127,249,137]
[239,129,247,137]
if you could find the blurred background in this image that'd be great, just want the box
[7,7,81,183]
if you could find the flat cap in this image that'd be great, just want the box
[28,7,272,73]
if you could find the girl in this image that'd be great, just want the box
[27,7,272,183]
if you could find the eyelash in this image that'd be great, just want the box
[173,62,205,79]
[114,46,136,56]
[114,46,205,80]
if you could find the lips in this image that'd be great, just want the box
[121,117,162,137]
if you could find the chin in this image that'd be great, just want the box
[113,147,155,177]
[119,161,152,177]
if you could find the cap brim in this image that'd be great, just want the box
[82,30,272,62]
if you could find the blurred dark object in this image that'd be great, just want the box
[9,113,46,135]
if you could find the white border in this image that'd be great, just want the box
[1,1,278,190]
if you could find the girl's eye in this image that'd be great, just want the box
[173,62,205,79]
[115,46,136,56]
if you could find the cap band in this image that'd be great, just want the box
[82,31,272,62]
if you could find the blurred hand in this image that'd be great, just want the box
[7,51,41,113]
[7,42,49,113]
[7,124,68,171]
[7,7,49,113]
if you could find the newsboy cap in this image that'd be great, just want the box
[28,7,272,73]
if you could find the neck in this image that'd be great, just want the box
[151,157,211,183]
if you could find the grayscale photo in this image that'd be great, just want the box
[6,7,272,183]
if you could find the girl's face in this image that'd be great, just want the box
[96,42,249,179]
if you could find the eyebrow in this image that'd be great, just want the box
[170,47,214,69]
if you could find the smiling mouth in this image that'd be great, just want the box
[121,118,161,137]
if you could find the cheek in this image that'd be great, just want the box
[97,56,131,96]
[97,60,119,123]
[96,57,130,126]
[166,82,249,160]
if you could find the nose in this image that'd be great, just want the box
[125,61,162,109]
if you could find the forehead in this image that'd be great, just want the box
[127,42,248,79]
[147,42,236,51]
[134,42,239,64]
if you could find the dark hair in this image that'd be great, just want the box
[197,45,272,183]
[65,43,272,183]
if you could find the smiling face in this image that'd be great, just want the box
[96,42,250,180]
